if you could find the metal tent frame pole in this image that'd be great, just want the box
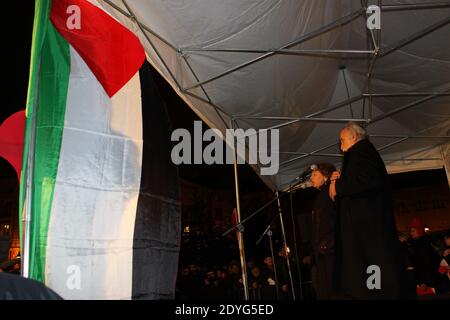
[230,120,250,300]
[276,135,450,172]
[120,0,181,90]
[181,8,365,91]
[382,2,450,11]
[380,16,450,58]
[106,0,234,134]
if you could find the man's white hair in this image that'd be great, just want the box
[343,122,367,141]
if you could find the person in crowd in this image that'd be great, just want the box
[329,122,406,299]
[439,231,450,265]
[407,218,445,295]
[398,232,418,298]
[216,268,233,299]
[175,266,191,299]
[276,247,293,299]
[185,264,203,299]
[437,231,450,292]
[248,266,264,299]
[228,262,243,299]
[260,256,278,299]
[201,270,222,299]
[246,258,256,271]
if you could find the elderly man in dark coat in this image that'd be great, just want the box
[329,122,405,299]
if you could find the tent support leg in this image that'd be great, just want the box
[231,120,250,300]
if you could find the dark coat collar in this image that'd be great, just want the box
[346,138,372,154]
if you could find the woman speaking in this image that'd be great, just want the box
[309,163,337,299]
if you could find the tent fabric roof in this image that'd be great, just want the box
[98,0,450,190]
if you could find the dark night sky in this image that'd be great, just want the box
[1,3,34,124]
[1,1,448,192]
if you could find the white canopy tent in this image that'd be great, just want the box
[97,0,450,190]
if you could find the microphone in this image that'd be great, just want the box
[291,180,312,191]
[296,164,317,182]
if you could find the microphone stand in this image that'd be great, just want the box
[222,177,310,300]
[287,178,307,301]
[222,193,285,237]
[275,190,297,300]
[256,221,280,300]
[222,174,311,238]
[222,193,287,301]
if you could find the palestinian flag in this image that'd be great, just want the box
[21,0,181,299]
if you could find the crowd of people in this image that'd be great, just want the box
[176,255,295,300]
[175,225,450,300]
[399,221,450,296]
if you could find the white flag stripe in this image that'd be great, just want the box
[45,47,143,299]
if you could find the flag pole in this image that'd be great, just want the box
[21,107,37,279]
[21,200,31,278]
[21,69,40,279]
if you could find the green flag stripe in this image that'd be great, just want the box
[31,23,71,282]
[23,0,71,282]
[20,0,51,257]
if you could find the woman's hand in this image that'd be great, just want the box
[329,181,337,201]
[330,170,341,182]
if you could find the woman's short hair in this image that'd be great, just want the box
[313,163,336,179]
